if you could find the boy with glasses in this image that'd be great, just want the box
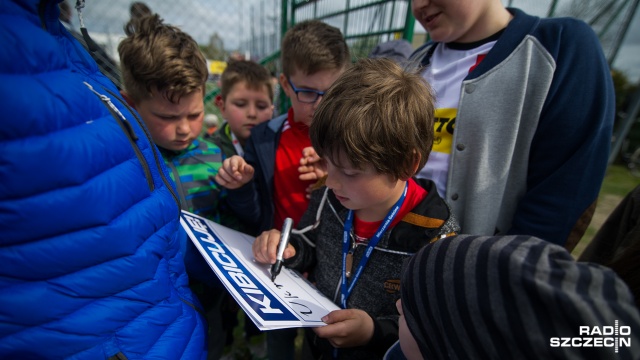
[215,19,350,360]
[218,20,350,237]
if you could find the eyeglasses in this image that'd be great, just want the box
[287,78,325,103]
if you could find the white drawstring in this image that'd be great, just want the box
[74,0,87,29]
[290,187,330,248]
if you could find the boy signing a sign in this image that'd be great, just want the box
[252,58,459,359]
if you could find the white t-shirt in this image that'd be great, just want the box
[417,41,497,197]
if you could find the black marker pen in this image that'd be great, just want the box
[271,217,293,282]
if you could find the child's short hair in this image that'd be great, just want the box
[220,60,274,101]
[281,20,350,77]
[118,14,208,104]
[129,2,152,20]
[310,58,435,180]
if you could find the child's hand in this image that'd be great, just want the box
[252,229,296,264]
[312,309,375,348]
[215,155,254,189]
[298,146,327,181]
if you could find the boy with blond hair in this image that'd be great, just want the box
[252,58,459,360]
[215,19,350,360]
[118,14,232,360]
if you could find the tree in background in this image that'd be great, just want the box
[202,33,227,60]
[611,69,640,162]
[612,69,639,113]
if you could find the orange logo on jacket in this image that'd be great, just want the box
[384,279,401,294]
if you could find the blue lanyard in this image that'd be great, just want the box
[340,182,407,309]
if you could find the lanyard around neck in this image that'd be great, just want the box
[230,129,244,157]
[340,182,408,309]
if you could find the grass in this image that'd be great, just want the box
[221,311,305,360]
[599,163,640,197]
[571,163,640,258]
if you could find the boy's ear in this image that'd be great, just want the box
[120,90,136,109]
[214,94,224,110]
[410,151,421,178]
[279,73,292,97]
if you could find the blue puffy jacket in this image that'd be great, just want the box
[0,0,207,358]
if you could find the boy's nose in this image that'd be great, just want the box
[247,104,257,118]
[412,0,430,14]
[413,0,429,8]
[324,173,338,190]
[176,118,190,134]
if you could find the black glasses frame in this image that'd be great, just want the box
[287,78,325,103]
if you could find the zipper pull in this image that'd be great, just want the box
[345,253,353,278]
[83,82,138,140]
[345,237,356,278]
[75,0,99,52]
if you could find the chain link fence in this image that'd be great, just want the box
[64,0,283,116]
[64,0,637,115]
[532,0,639,64]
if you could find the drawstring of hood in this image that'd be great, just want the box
[74,0,99,52]
[295,187,424,255]
[290,188,330,248]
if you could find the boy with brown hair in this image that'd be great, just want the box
[252,58,459,360]
[218,19,350,233]
[212,59,274,158]
[215,19,350,360]
[211,59,274,358]
[118,14,230,360]
[119,14,230,226]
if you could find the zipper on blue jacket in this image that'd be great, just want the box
[166,161,188,210]
[94,88,205,316]
[102,87,181,216]
[38,1,48,30]
[83,82,154,192]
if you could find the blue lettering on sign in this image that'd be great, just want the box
[182,214,298,322]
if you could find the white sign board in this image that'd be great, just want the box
[180,210,339,330]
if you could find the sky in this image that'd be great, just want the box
[77,0,640,83]
[415,0,640,82]
[79,0,277,52]
[610,8,640,82]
